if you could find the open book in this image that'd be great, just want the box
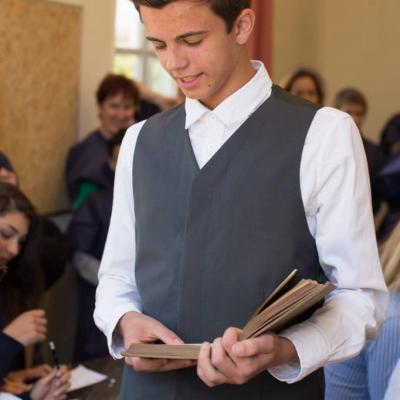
[123,270,335,360]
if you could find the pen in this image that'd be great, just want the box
[49,341,60,370]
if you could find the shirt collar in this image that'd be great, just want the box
[185,60,272,130]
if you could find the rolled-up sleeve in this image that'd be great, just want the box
[94,121,145,359]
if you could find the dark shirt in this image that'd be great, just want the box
[66,100,161,204]
[377,152,400,239]
[65,130,112,202]
[67,185,114,362]
[135,99,161,122]
[362,136,385,214]
[38,217,70,288]
[0,331,23,383]
[0,152,14,172]
[67,184,113,259]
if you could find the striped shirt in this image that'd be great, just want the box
[325,290,400,399]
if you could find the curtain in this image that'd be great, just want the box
[248,0,273,73]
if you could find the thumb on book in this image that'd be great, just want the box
[232,334,276,357]
[154,320,184,345]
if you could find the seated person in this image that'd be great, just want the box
[1,312,70,400]
[67,130,125,362]
[380,114,400,158]
[0,153,69,288]
[0,184,70,399]
[334,88,385,213]
[0,154,17,186]
[325,221,400,400]
[279,67,325,105]
[65,74,140,209]
[376,114,400,238]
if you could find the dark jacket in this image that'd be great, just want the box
[0,331,23,383]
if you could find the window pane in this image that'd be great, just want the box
[114,53,144,81]
[146,57,177,97]
[115,0,143,50]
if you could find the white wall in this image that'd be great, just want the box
[47,0,116,139]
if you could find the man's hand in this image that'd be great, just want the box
[197,327,299,387]
[118,311,196,372]
[3,310,47,346]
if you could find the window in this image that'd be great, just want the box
[114,0,177,97]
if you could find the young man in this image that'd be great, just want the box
[94,1,388,399]
[334,88,385,213]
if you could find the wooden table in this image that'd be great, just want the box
[68,358,123,400]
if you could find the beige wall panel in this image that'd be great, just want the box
[48,0,116,139]
[273,0,400,142]
[0,0,81,213]
[317,0,400,141]
[272,0,320,82]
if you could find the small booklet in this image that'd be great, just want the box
[123,269,335,360]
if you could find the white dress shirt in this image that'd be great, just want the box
[94,61,388,383]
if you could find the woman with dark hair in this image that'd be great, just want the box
[0,184,70,400]
[0,183,42,324]
[280,67,325,105]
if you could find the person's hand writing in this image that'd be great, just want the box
[197,327,299,387]
[118,311,196,372]
[30,366,70,400]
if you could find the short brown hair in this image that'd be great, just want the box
[131,0,251,32]
[96,74,140,106]
[334,88,368,115]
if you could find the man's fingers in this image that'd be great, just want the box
[232,334,275,357]
[197,342,228,387]
[126,356,169,372]
[222,327,241,352]
[160,359,196,372]
[152,321,184,345]
[211,338,237,374]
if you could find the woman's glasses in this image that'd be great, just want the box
[0,265,8,282]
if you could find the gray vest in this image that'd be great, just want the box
[121,86,326,399]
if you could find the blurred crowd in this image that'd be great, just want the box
[1,67,400,399]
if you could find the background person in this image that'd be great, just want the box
[334,88,385,213]
[376,114,400,238]
[280,66,325,104]
[0,154,69,289]
[0,184,70,399]
[65,74,140,209]
[67,129,125,362]
[325,220,400,400]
